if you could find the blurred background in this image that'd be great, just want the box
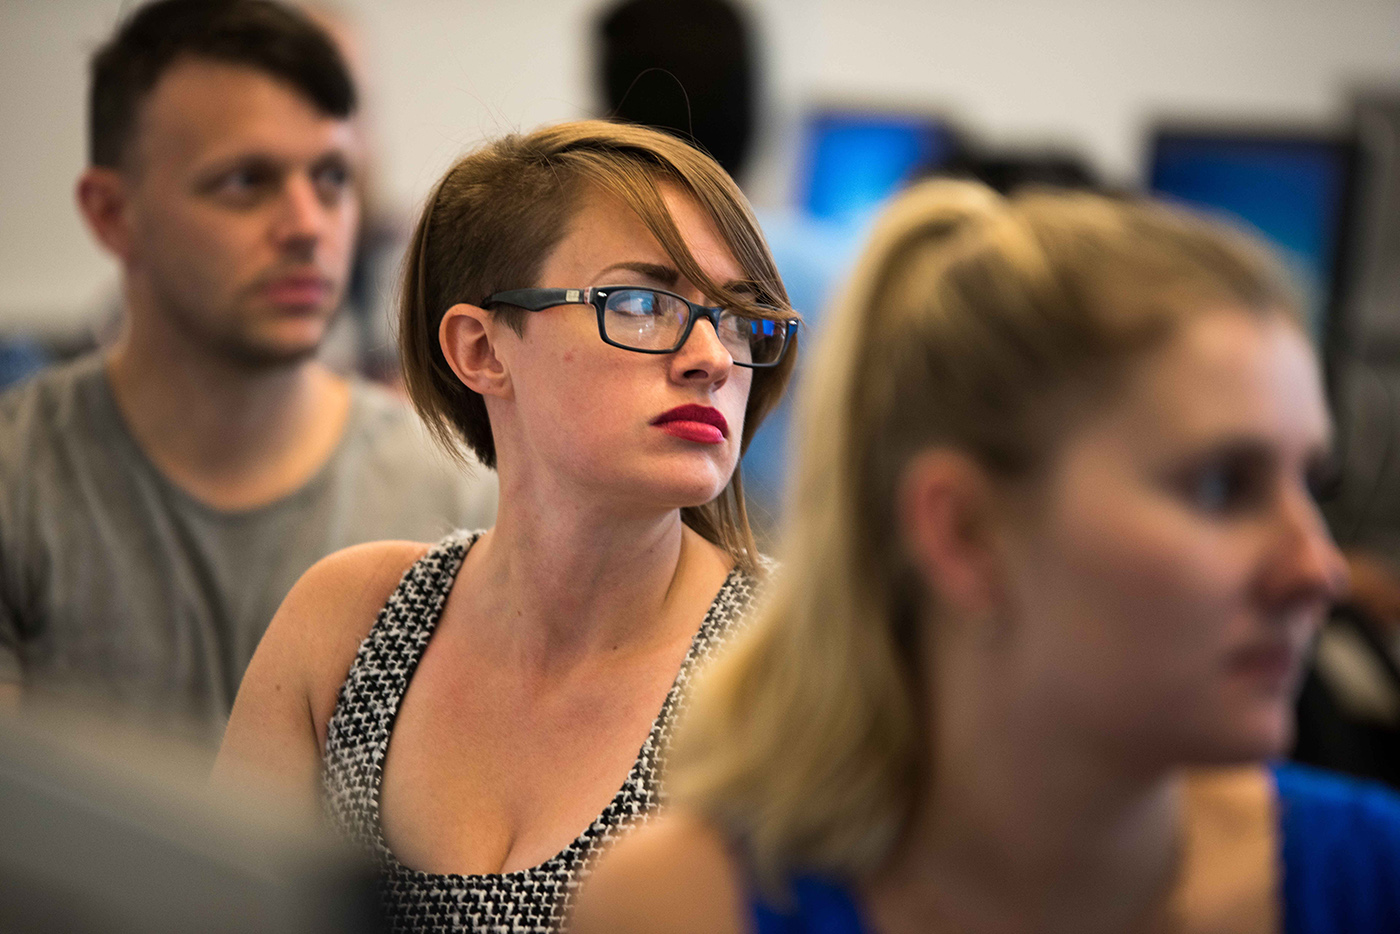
[2,0,1396,344]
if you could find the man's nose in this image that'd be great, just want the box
[272,174,327,249]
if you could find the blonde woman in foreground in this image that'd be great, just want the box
[573,182,1400,934]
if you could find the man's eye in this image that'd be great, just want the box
[313,163,352,202]
[210,167,274,201]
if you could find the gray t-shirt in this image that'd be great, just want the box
[0,354,497,741]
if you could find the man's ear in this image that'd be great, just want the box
[440,304,511,398]
[897,449,1003,620]
[76,167,135,263]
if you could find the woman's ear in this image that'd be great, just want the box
[897,450,1002,619]
[440,303,511,398]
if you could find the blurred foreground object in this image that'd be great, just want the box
[0,706,380,934]
[1275,90,1400,789]
[1140,101,1400,792]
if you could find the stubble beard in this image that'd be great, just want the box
[161,288,341,373]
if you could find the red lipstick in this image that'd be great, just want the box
[651,404,729,445]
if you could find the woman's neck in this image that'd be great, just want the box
[461,465,732,670]
[869,647,1184,934]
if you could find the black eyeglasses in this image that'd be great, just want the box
[482,286,799,368]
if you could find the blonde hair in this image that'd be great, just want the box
[399,120,797,570]
[669,180,1301,887]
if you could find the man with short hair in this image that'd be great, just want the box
[0,0,496,740]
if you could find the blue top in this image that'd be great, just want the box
[753,765,1400,934]
[1275,765,1400,934]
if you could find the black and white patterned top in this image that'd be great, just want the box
[321,531,763,933]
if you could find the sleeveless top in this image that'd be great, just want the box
[750,764,1400,934]
[321,531,764,933]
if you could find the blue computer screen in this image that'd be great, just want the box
[1149,133,1352,342]
[800,111,956,225]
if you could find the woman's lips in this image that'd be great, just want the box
[1226,641,1305,690]
[657,421,725,444]
[651,404,728,445]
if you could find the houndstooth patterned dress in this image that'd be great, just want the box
[321,531,763,933]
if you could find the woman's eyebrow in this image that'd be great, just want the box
[593,261,678,285]
[591,262,759,301]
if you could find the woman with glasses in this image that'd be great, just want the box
[573,181,1400,934]
[214,120,798,933]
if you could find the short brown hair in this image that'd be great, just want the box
[89,0,354,170]
[399,120,797,568]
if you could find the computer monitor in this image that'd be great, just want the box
[798,108,959,225]
[1147,126,1357,349]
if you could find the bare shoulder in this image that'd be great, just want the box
[571,810,748,934]
[280,540,430,645]
[217,539,430,790]
[274,540,432,730]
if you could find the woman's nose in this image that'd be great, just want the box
[670,317,734,385]
[1266,486,1350,606]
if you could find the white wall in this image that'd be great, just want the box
[1,0,1397,332]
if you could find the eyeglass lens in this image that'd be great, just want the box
[602,289,786,365]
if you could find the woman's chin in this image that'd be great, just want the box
[642,464,734,509]
[674,481,732,509]
[1187,705,1297,767]
[609,476,731,516]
